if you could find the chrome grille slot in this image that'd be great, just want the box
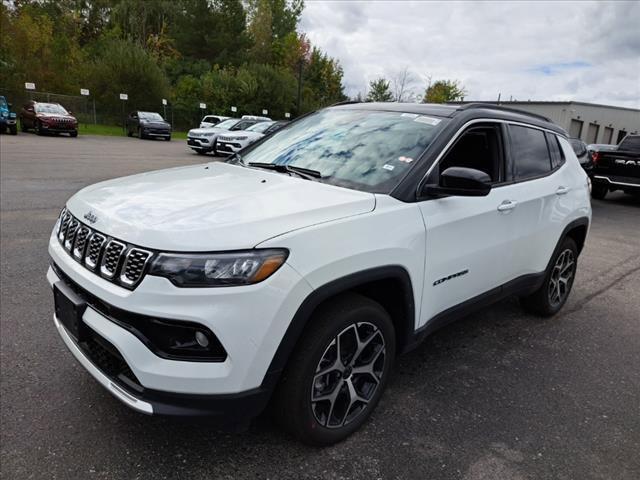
[73,226,92,260]
[100,240,126,279]
[58,211,71,241]
[85,233,106,269]
[56,211,152,289]
[64,218,80,251]
[120,249,152,286]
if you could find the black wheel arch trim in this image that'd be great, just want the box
[262,266,416,389]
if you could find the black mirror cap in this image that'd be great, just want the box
[422,167,492,198]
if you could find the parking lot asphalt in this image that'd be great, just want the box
[1,133,639,480]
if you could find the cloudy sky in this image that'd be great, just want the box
[300,1,640,108]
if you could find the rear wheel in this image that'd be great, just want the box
[520,237,578,316]
[591,183,608,200]
[272,293,395,445]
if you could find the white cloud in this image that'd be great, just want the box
[300,0,640,108]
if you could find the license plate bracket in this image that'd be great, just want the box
[54,282,88,342]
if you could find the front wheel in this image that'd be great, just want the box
[591,183,608,200]
[20,120,28,132]
[9,125,17,135]
[164,135,171,141]
[69,130,78,137]
[36,121,45,135]
[520,237,578,316]
[272,293,395,445]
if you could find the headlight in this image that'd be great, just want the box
[202,132,216,137]
[1,111,7,118]
[148,249,288,287]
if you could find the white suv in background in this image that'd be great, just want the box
[187,116,270,155]
[216,120,289,156]
[49,103,591,445]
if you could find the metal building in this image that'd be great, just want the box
[451,101,640,145]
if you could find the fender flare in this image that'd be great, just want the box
[260,265,416,391]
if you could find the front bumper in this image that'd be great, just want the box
[592,174,640,191]
[187,136,215,150]
[216,141,243,155]
[48,231,312,416]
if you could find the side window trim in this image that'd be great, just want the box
[426,121,507,187]
[507,123,562,184]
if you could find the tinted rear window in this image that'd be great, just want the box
[510,125,552,180]
[547,133,565,169]
[619,135,640,152]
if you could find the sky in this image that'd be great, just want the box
[300,0,640,108]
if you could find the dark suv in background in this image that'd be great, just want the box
[20,101,78,137]
[126,111,172,141]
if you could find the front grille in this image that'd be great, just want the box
[100,241,126,278]
[56,210,153,289]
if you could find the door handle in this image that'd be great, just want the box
[497,200,517,212]
[556,186,570,195]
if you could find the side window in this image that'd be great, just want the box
[436,124,504,183]
[509,125,552,180]
[546,133,565,169]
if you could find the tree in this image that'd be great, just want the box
[392,67,416,102]
[422,79,466,103]
[366,78,393,102]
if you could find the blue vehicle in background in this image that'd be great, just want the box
[0,96,18,135]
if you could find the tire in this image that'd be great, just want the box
[9,125,17,135]
[195,150,207,155]
[127,129,133,137]
[520,237,578,317]
[70,130,78,138]
[591,183,608,200]
[138,128,144,139]
[272,293,396,446]
[20,119,28,132]
[36,121,45,136]
[164,135,171,141]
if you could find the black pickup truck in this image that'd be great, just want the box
[591,134,640,199]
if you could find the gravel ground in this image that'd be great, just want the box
[1,133,639,480]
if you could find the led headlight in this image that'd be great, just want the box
[148,249,288,287]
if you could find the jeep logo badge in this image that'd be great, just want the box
[83,211,98,224]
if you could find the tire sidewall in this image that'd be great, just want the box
[542,237,578,314]
[292,299,396,445]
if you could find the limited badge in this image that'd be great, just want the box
[383,164,395,171]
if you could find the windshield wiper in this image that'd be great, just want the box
[248,162,322,180]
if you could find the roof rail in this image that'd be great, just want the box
[457,103,552,123]
[331,100,362,106]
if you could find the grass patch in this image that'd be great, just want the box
[78,123,188,139]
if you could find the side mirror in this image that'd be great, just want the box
[422,167,492,197]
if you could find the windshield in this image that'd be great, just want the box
[0,97,7,108]
[246,121,274,133]
[215,118,239,130]
[35,103,68,115]
[240,108,446,193]
[139,112,164,121]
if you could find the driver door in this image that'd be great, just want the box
[417,122,519,327]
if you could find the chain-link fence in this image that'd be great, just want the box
[0,88,260,132]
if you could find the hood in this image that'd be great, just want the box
[67,162,375,251]
[189,126,227,136]
[38,113,76,121]
[218,131,262,141]
[141,120,170,128]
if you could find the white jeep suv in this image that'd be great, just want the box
[48,103,591,445]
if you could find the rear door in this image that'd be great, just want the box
[504,124,570,276]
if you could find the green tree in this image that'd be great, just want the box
[83,38,169,122]
[422,80,466,103]
[366,78,394,102]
